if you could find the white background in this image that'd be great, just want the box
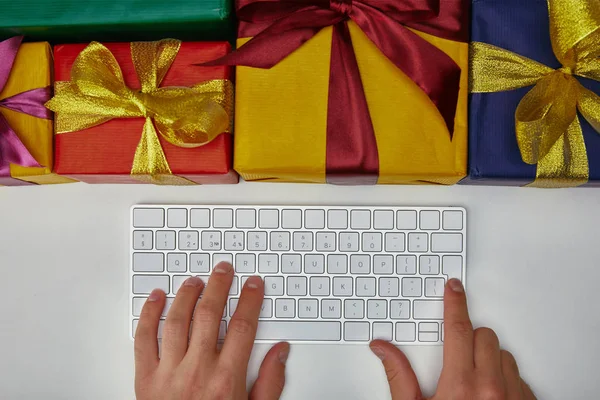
[1,182,599,400]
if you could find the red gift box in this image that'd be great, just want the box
[53,42,237,184]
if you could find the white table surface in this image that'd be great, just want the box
[1,182,599,400]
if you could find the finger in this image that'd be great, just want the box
[521,379,537,400]
[369,340,423,400]
[160,276,204,366]
[443,279,474,374]
[188,262,234,356]
[501,351,524,400]
[134,289,165,378]
[474,327,502,371]
[249,342,290,400]
[219,276,264,374]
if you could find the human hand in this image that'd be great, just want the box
[134,262,289,400]
[370,279,536,400]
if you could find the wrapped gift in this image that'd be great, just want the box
[466,0,600,187]
[216,0,470,185]
[0,0,233,43]
[0,36,75,186]
[47,40,236,185]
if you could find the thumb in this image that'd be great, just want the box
[370,340,423,400]
[250,342,290,400]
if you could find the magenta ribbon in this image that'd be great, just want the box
[0,36,52,178]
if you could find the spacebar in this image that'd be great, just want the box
[255,321,341,341]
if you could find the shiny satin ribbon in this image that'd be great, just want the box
[470,0,600,188]
[206,0,469,184]
[0,36,52,178]
[46,39,233,185]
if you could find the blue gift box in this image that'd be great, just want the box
[463,0,600,186]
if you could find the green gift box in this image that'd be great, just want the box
[0,0,233,42]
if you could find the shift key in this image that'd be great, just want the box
[413,300,443,320]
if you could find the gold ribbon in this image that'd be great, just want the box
[470,0,600,188]
[46,39,233,185]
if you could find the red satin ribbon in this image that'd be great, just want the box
[209,0,469,184]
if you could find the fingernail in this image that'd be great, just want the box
[246,276,262,289]
[279,344,290,365]
[184,276,203,287]
[214,262,232,274]
[448,278,464,293]
[370,345,385,361]
[148,289,163,302]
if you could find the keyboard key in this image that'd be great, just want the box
[402,277,422,297]
[419,332,439,342]
[397,255,417,274]
[236,209,256,229]
[305,254,325,274]
[419,255,440,275]
[390,300,410,319]
[247,231,268,251]
[281,254,301,273]
[344,299,365,319]
[259,209,279,229]
[180,231,200,251]
[275,299,295,318]
[259,254,278,273]
[408,233,428,252]
[230,277,239,295]
[133,231,153,250]
[396,210,417,230]
[356,277,376,297]
[442,255,463,280]
[133,275,169,294]
[190,253,210,273]
[327,209,348,229]
[133,319,165,339]
[282,209,302,229]
[344,322,370,341]
[260,299,273,318]
[420,210,440,230]
[133,208,164,228]
[425,278,445,297]
[339,232,359,251]
[224,231,245,251]
[322,299,342,319]
[350,210,371,229]
[167,253,187,272]
[414,300,443,320]
[229,298,239,316]
[367,300,387,319]
[419,322,439,342]
[235,254,256,273]
[443,210,463,230]
[310,276,330,296]
[172,275,191,294]
[362,232,382,252]
[254,321,341,341]
[190,208,210,228]
[293,232,313,251]
[167,208,187,228]
[373,210,394,229]
[316,232,336,251]
[373,322,393,341]
[213,209,233,228]
[379,277,400,297]
[298,299,319,319]
[431,233,463,252]
[270,232,290,251]
[156,231,176,250]
[133,253,164,272]
[350,255,370,274]
[132,297,146,317]
[373,255,393,274]
[333,277,353,296]
[287,276,307,296]
[305,209,325,229]
[327,254,347,274]
[395,322,416,342]
[384,233,405,252]
[265,276,284,296]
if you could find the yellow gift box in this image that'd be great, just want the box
[234,23,468,185]
[0,41,75,186]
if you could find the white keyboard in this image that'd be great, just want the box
[130,205,466,344]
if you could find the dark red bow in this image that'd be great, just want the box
[208,0,469,184]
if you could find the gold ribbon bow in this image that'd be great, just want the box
[470,0,600,187]
[46,39,233,185]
